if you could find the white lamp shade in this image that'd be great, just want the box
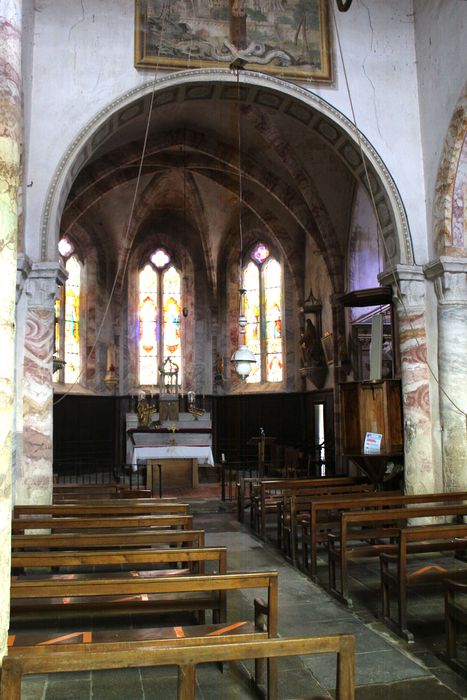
[231,344,256,379]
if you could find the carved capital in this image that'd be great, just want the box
[25,261,67,311]
[424,257,467,306]
[16,254,32,303]
[379,264,426,311]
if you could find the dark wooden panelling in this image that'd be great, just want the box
[53,392,333,470]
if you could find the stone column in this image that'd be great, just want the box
[17,262,66,505]
[425,257,467,492]
[380,266,438,495]
[0,0,21,661]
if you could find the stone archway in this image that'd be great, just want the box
[426,83,467,492]
[40,69,413,269]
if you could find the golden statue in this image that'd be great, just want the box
[136,395,157,427]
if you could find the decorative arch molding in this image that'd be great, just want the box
[433,82,467,256]
[41,68,413,267]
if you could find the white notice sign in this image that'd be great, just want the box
[363,432,383,455]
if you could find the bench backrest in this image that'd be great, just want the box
[1,634,355,700]
[340,502,467,529]
[11,546,227,576]
[11,514,193,533]
[399,522,467,546]
[311,490,467,519]
[260,476,364,496]
[14,503,190,518]
[10,571,279,634]
[11,529,205,550]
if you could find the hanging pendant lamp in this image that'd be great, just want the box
[229,59,256,380]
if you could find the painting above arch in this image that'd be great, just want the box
[135,0,332,82]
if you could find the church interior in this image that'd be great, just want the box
[1,0,467,697]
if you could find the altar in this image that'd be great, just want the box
[126,411,213,490]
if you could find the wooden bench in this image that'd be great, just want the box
[11,546,227,579]
[10,569,278,629]
[11,514,193,534]
[53,489,153,501]
[278,483,378,561]
[14,502,190,518]
[380,523,467,641]
[301,489,467,579]
[328,502,467,606]
[444,576,467,671]
[1,633,355,700]
[11,529,206,552]
[52,483,148,500]
[252,477,368,539]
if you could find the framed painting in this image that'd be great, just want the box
[135,0,332,83]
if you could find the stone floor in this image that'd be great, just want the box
[15,501,467,699]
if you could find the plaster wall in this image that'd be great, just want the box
[23,0,426,264]
[413,0,467,255]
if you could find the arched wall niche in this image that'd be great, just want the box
[42,69,413,270]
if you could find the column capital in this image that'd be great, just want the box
[378,264,426,310]
[424,256,467,305]
[25,261,67,310]
[16,253,32,302]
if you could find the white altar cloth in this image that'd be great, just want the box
[131,444,214,469]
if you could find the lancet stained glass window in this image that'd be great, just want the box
[243,243,283,384]
[64,255,81,384]
[138,250,182,386]
[54,239,82,385]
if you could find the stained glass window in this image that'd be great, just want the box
[264,258,283,382]
[64,255,81,384]
[138,252,182,387]
[139,264,159,386]
[243,262,261,384]
[251,243,270,265]
[54,297,61,356]
[151,248,171,269]
[241,245,283,384]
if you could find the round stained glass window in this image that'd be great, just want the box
[151,248,171,269]
[251,243,270,265]
[58,238,74,258]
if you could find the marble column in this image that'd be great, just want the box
[380,266,438,495]
[425,257,467,492]
[17,262,66,505]
[0,0,21,661]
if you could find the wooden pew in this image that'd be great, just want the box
[11,546,227,579]
[53,489,153,501]
[444,576,467,671]
[11,514,193,534]
[1,634,356,700]
[252,477,368,539]
[301,489,467,579]
[279,483,379,561]
[12,529,206,552]
[52,483,156,500]
[14,503,190,518]
[10,570,278,627]
[380,523,467,641]
[328,502,467,606]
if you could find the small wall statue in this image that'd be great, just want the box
[300,318,325,368]
[136,393,157,428]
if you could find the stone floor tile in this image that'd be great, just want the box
[21,678,46,700]
[91,668,143,699]
[345,677,464,700]
[45,679,91,700]
[303,648,429,688]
